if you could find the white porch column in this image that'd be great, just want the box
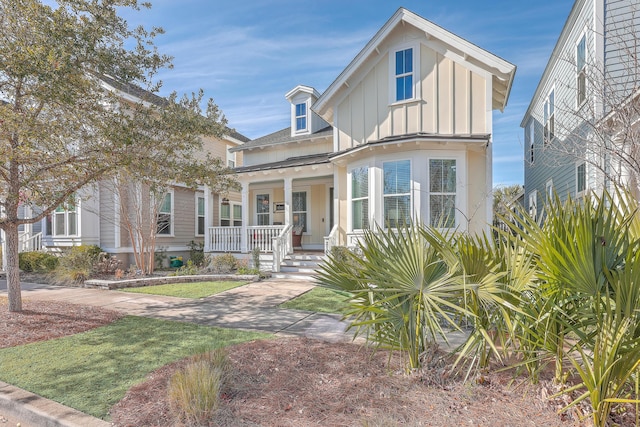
[284,177,292,226]
[204,185,211,252]
[240,181,249,253]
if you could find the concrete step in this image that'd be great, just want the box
[271,271,318,281]
[281,259,322,268]
[280,265,318,274]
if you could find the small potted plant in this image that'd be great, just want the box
[292,224,304,249]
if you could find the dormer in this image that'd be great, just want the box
[285,85,326,138]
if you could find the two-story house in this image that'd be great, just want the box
[522,0,640,219]
[11,75,248,268]
[207,7,516,272]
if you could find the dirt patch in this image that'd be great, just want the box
[0,298,123,348]
[110,338,581,427]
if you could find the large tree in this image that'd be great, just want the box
[0,0,232,311]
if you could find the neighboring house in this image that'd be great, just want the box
[208,7,516,271]
[13,76,248,268]
[521,0,640,219]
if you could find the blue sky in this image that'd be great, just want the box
[124,0,575,186]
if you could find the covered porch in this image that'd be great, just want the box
[205,155,339,271]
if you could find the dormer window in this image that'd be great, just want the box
[395,48,414,101]
[295,103,307,131]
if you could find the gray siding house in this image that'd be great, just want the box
[521,0,640,219]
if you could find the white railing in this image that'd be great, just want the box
[208,226,242,252]
[18,231,43,252]
[272,224,293,272]
[323,224,339,255]
[346,231,365,248]
[248,225,285,253]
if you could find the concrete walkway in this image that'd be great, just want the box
[0,278,353,427]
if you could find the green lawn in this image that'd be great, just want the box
[0,316,269,420]
[121,280,248,298]
[280,286,352,314]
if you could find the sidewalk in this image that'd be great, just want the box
[0,278,353,427]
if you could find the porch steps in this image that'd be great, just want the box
[271,252,325,281]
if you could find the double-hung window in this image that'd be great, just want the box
[395,48,414,102]
[544,89,555,145]
[383,160,411,228]
[46,196,77,236]
[429,159,456,228]
[196,196,205,235]
[577,162,587,195]
[227,146,236,168]
[256,194,270,226]
[292,191,308,232]
[576,35,587,107]
[529,191,538,221]
[528,121,535,164]
[221,202,242,226]
[351,167,369,230]
[157,193,172,235]
[295,103,307,131]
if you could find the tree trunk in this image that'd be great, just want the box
[5,223,22,312]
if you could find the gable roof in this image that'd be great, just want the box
[230,125,333,152]
[313,7,516,123]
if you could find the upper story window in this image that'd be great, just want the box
[546,179,554,201]
[351,166,369,230]
[226,146,236,168]
[295,103,307,131]
[528,120,535,164]
[528,191,538,221]
[383,160,411,228]
[576,35,587,107]
[395,48,414,102]
[543,89,555,145]
[577,162,587,195]
[157,192,173,235]
[429,159,456,228]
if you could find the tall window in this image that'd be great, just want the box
[233,204,242,226]
[544,89,555,145]
[157,193,172,235]
[429,159,456,228]
[196,196,205,235]
[256,194,270,226]
[46,197,77,236]
[292,191,307,232]
[383,160,411,228]
[529,191,538,221]
[395,48,413,101]
[546,179,554,201]
[295,103,307,131]
[529,121,535,164]
[577,162,586,194]
[221,202,242,226]
[351,167,369,230]
[576,35,587,106]
[227,146,236,168]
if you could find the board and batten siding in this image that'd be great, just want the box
[335,39,487,152]
[604,0,640,101]
[242,139,332,167]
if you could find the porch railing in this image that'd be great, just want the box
[323,224,338,255]
[346,231,365,248]
[208,226,242,252]
[248,225,285,253]
[18,231,43,252]
[272,224,292,272]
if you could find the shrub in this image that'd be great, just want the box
[168,349,229,425]
[18,251,59,273]
[188,240,205,267]
[170,260,200,276]
[53,245,102,285]
[210,253,237,274]
[236,258,259,275]
[93,253,122,275]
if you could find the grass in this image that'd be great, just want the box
[121,281,248,298]
[0,316,269,420]
[280,286,352,314]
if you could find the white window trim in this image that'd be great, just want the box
[576,162,587,197]
[156,189,175,237]
[546,179,554,201]
[576,32,587,109]
[231,202,242,227]
[528,120,535,164]
[382,159,412,230]
[254,191,273,226]
[528,191,538,221]
[543,86,555,146]
[388,42,421,105]
[195,193,205,236]
[292,187,311,234]
[348,164,370,232]
[294,102,308,133]
[49,197,80,237]
[226,146,236,168]
[427,158,458,229]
